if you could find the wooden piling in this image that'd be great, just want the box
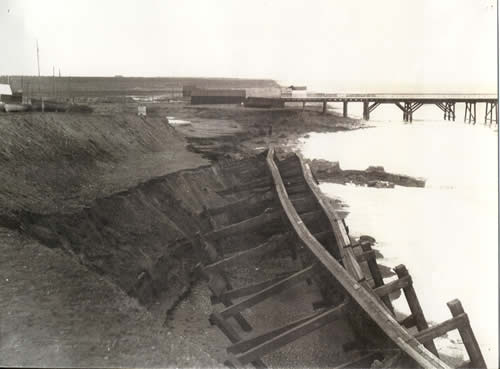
[343,101,348,117]
[394,264,439,356]
[322,100,327,114]
[360,242,394,314]
[362,101,370,120]
[447,299,486,368]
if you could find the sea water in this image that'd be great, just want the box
[298,103,498,367]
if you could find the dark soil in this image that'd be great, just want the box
[0,99,419,368]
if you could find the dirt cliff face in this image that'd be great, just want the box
[15,152,271,310]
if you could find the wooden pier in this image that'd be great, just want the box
[249,94,498,124]
[194,150,486,368]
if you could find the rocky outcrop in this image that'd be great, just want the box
[308,159,425,188]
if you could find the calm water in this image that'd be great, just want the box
[298,103,498,367]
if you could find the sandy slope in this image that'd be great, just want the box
[0,226,218,368]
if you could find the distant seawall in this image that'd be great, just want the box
[0,76,280,98]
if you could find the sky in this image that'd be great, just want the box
[0,0,498,92]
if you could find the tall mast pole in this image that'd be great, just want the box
[53,66,55,97]
[36,40,41,95]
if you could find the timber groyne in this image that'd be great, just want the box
[195,149,485,368]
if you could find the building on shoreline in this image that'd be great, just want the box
[191,88,246,105]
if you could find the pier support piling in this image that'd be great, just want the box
[443,102,455,121]
[322,100,327,114]
[343,101,348,118]
[464,102,476,124]
[362,101,370,120]
[484,102,498,125]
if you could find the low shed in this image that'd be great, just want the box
[191,88,246,105]
[0,83,13,101]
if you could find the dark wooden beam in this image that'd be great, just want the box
[228,300,349,366]
[394,265,439,356]
[373,275,411,298]
[211,273,295,303]
[219,264,318,319]
[333,352,386,369]
[227,308,335,354]
[447,299,486,368]
[414,313,467,343]
[205,208,282,241]
[398,314,416,328]
[210,313,267,368]
[360,242,393,313]
[202,192,274,218]
[204,234,288,273]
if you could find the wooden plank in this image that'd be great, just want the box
[285,183,309,195]
[300,209,325,225]
[360,242,394,313]
[373,275,411,298]
[414,313,467,344]
[313,230,333,244]
[333,352,385,369]
[216,178,272,196]
[203,234,288,272]
[212,273,294,303]
[394,265,439,356]
[291,196,319,213]
[220,265,318,319]
[202,193,274,217]
[398,314,416,329]
[194,233,253,332]
[210,313,267,368]
[227,308,334,354]
[266,149,451,369]
[447,299,486,368]
[205,208,282,241]
[355,249,376,263]
[230,300,349,365]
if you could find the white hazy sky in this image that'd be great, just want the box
[0,0,498,92]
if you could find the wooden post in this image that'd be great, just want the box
[394,264,439,356]
[302,101,305,111]
[447,299,486,368]
[361,242,394,314]
[485,102,489,124]
[363,101,370,120]
[452,102,456,121]
[322,100,327,114]
[473,102,477,124]
[343,101,348,117]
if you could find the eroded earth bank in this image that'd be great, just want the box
[0,103,427,367]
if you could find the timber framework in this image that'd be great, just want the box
[194,149,486,368]
[248,94,498,124]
